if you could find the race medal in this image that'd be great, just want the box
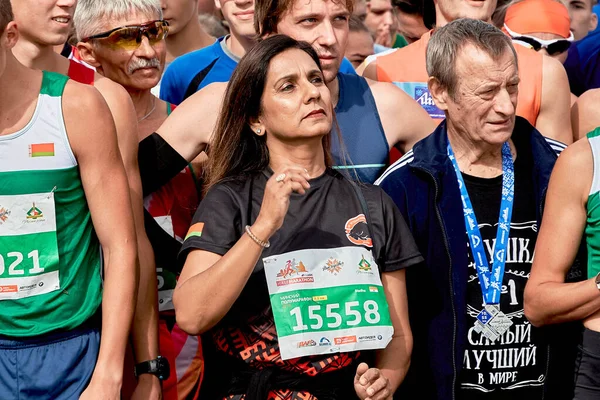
[263,246,394,360]
[0,192,61,299]
[448,142,515,342]
[474,304,513,342]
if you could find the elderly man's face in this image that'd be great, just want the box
[443,44,519,147]
[276,0,350,84]
[435,0,497,24]
[89,11,166,91]
[10,0,76,46]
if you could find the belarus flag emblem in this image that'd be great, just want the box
[29,143,55,157]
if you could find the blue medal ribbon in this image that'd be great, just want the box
[447,142,515,305]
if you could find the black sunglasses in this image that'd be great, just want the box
[512,35,571,56]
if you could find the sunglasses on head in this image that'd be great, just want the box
[504,24,573,56]
[82,20,169,50]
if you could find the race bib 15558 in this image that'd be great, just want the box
[263,246,393,360]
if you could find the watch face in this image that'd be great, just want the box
[157,357,171,379]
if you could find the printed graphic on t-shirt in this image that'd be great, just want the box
[460,219,547,398]
[344,214,373,247]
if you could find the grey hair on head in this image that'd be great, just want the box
[426,18,517,100]
[74,0,163,41]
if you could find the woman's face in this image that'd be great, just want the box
[257,48,333,144]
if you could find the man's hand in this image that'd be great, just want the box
[131,374,162,400]
[354,362,393,400]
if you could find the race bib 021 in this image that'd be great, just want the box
[0,192,60,300]
[263,246,393,360]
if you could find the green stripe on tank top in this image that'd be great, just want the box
[39,71,69,98]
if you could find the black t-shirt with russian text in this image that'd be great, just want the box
[180,168,423,399]
[458,149,547,399]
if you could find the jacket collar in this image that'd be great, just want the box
[410,116,558,189]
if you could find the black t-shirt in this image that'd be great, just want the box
[180,168,423,399]
[458,149,547,399]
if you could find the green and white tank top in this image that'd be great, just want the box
[586,128,600,279]
[0,71,102,337]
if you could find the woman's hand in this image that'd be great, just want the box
[253,165,311,239]
[354,362,393,400]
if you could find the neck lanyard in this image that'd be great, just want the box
[447,142,515,305]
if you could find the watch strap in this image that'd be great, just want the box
[134,356,169,380]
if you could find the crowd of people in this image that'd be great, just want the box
[1,0,600,399]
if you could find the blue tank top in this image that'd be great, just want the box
[332,73,389,183]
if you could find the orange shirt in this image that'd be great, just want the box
[375,31,543,126]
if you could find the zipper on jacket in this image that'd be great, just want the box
[419,167,458,400]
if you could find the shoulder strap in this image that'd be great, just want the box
[40,70,69,97]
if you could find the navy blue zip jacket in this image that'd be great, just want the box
[376,117,581,400]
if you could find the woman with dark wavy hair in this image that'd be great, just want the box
[173,34,422,400]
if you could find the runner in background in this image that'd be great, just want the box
[151,0,215,96]
[75,0,205,397]
[502,0,577,109]
[361,0,574,147]
[346,15,375,71]
[159,0,257,104]
[364,0,404,50]
[156,0,436,185]
[10,2,162,397]
[561,0,598,40]
[392,0,429,44]
[0,1,137,398]
[174,34,423,399]
[563,0,600,96]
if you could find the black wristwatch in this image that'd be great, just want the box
[134,356,170,381]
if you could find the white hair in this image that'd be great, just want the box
[74,0,163,41]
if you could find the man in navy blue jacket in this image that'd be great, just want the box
[376,18,581,400]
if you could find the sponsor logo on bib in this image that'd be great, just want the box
[275,259,314,286]
[297,339,317,348]
[358,335,378,342]
[357,255,373,275]
[334,335,357,345]
[0,207,10,223]
[323,257,343,275]
[319,337,331,346]
[26,203,43,220]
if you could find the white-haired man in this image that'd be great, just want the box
[75,1,204,398]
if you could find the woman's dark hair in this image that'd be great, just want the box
[0,0,13,34]
[204,34,333,193]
